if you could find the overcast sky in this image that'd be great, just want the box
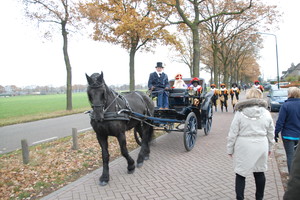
[1,0,299,87]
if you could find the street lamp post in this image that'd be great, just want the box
[257,32,280,89]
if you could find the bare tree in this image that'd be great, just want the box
[23,0,76,110]
[155,0,253,77]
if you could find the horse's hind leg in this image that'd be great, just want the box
[96,134,110,186]
[117,133,135,174]
[137,125,153,168]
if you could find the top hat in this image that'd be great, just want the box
[155,62,164,68]
[232,83,237,87]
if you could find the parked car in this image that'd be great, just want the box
[270,84,279,90]
[267,89,288,112]
[263,83,272,91]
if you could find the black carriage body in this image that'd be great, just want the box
[154,77,212,129]
[134,77,213,151]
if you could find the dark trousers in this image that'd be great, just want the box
[156,90,169,109]
[212,95,218,107]
[235,172,265,200]
[282,139,298,173]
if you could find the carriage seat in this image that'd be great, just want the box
[168,88,189,110]
[168,88,188,97]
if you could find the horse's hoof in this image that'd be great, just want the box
[144,156,150,160]
[136,162,143,168]
[99,181,108,186]
[128,168,135,174]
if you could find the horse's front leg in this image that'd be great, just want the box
[117,133,135,174]
[96,134,110,186]
[137,126,153,168]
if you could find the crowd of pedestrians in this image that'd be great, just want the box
[227,86,300,199]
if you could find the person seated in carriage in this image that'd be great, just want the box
[219,83,229,112]
[188,77,203,107]
[172,73,187,89]
[188,77,203,93]
[210,84,219,111]
[148,62,170,110]
[229,83,240,111]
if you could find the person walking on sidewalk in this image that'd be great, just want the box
[229,83,240,111]
[219,83,228,112]
[275,87,300,173]
[210,84,219,111]
[227,88,275,200]
[283,138,300,199]
[253,80,264,92]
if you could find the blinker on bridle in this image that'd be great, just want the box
[89,84,122,114]
[88,82,106,111]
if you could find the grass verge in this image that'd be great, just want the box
[0,93,90,127]
[0,129,164,200]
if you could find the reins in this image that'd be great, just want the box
[89,84,131,115]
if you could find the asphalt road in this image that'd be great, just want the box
[0,113,92,154]
[0,91,278,155]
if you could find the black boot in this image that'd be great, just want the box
[215,107,217,112]
[226,107,228,112]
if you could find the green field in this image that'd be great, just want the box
[0,93,91,126]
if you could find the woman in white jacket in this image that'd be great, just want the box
[227,88,275,200]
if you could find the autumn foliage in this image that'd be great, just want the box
[0,131,140,199]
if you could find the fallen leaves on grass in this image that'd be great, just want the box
[0,129,159,200]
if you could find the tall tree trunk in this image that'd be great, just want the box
[192,27,200,77]
[62,22,72,110]
[129,45,137,91]
[212,45,219,85]
[210,67,213,84]
[223,63,229,86]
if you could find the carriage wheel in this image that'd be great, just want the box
[204,102,213,135]
[183,112,198,151]
[134,127,142,146]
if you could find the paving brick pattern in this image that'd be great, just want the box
[42,98,284,200]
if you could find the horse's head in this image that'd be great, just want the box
[86,72,107,122]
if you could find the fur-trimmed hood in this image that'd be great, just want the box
[235,98,268,119]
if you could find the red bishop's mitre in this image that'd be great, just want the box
[175,74,183,80]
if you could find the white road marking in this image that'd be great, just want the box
[30,127,92,146]
[78,127,93,133]
[32,137,58,145]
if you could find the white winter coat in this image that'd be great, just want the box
[227,98,275,177]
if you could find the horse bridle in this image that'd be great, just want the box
[89,84,129,115]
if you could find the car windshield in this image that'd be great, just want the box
[273,90,288,97]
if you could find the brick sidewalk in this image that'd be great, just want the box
[42,108,284,200]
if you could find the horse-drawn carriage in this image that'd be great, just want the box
[85,73,214,185]
[134,77,213,151]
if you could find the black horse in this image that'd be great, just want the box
[86,72,154,186]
